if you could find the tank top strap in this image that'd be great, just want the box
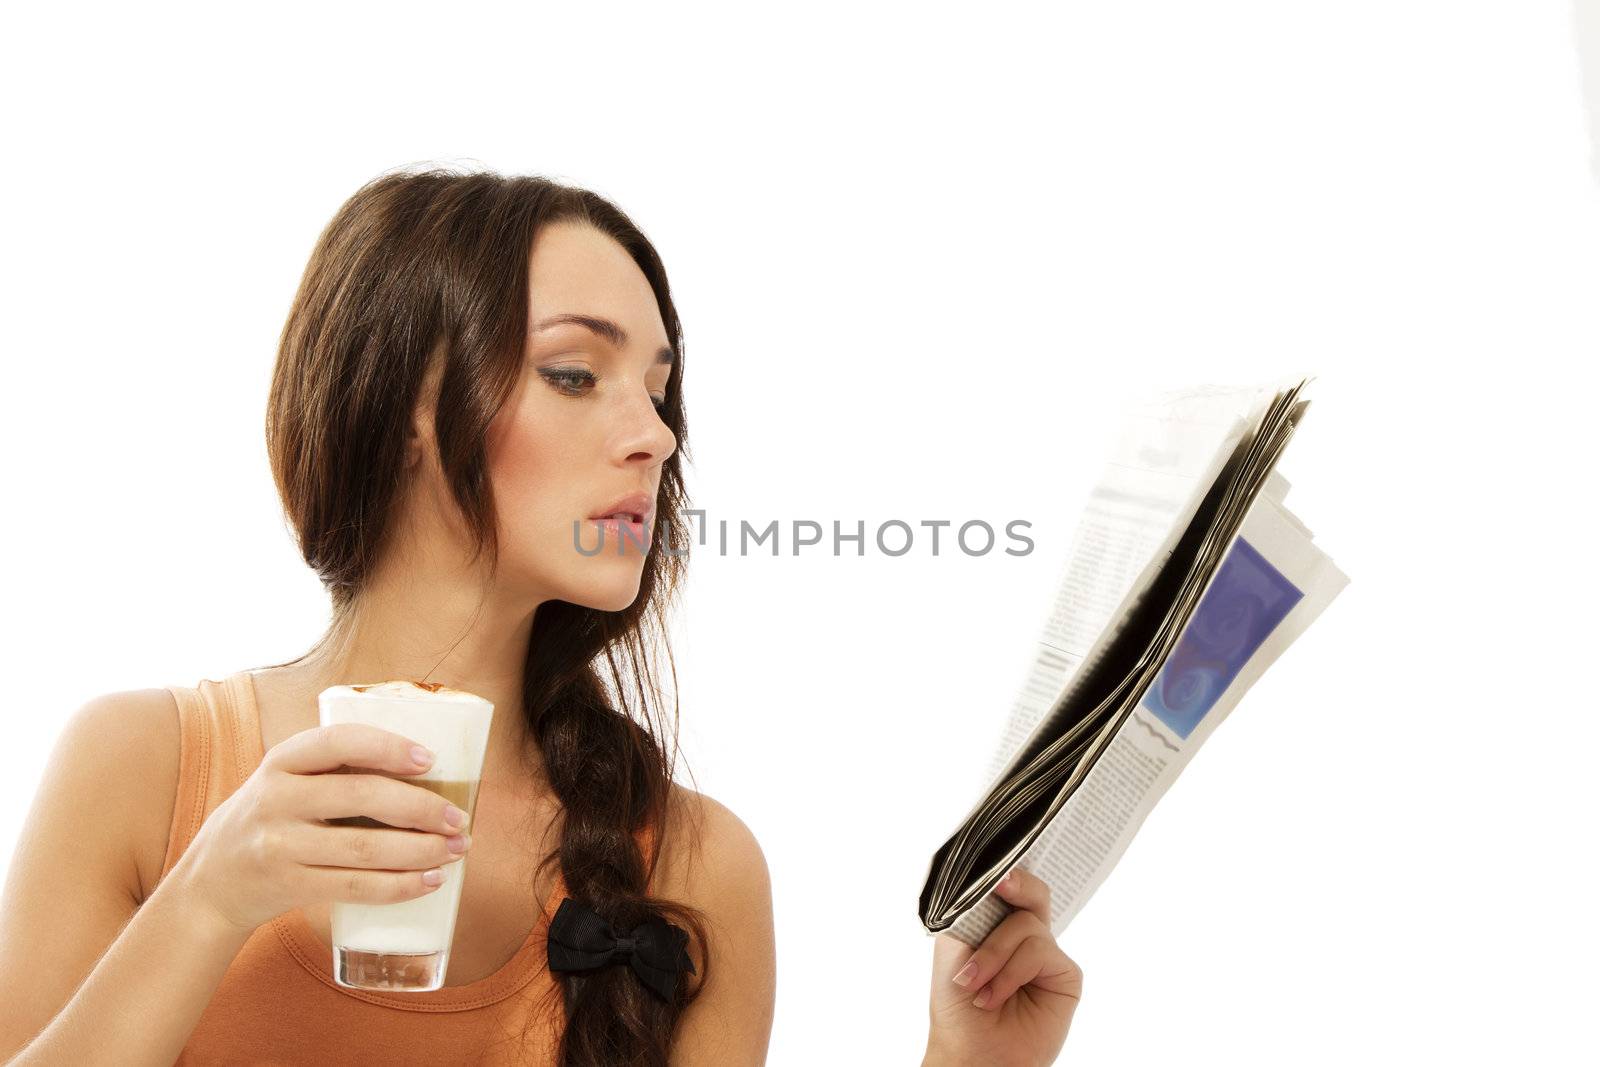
[158,673,261,883]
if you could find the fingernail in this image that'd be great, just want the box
[422,868,445,886]
[446,834,469,853]
[444,805,466,828]
[972,987,992,1009]
[953,960,978,987]
[998,869,1014,890]
[411,745,434,767]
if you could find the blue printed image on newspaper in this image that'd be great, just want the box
[1141,536,1304,740]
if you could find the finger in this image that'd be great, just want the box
[949,906,1048,994]
[291,823,469,872]
[289,771,467,834]
[931,930,975,979]
[302,863,451,906]
[992,865,1051,928]
[267,722,436,777]
[966,934,1081,1011]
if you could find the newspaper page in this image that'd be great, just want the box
[983,382,1286,787]
[946,488,1349,945]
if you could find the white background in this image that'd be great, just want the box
[3,2,1598,1064]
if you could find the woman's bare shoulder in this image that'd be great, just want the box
[652,784,777,1057]
[653,782,771,919]
[47,689,183,903]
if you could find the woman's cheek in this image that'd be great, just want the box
[489,420,594,558]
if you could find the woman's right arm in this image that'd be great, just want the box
[0,689,249,1066]
[3,856,257,1066]
[0,690,470,1066]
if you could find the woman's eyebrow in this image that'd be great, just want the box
[532,313,674,365]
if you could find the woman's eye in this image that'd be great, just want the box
[538,367,597,396]
[539,366,668,413]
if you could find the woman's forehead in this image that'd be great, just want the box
[528,225,669,353]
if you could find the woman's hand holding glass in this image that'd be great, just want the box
[169,722,472,935]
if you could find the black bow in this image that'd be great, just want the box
[546,897,695,1002]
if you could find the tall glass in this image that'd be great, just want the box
[317,680,494,992]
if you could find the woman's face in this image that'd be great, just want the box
[484,220,678,612]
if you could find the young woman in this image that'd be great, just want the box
[0,168,1081,1066]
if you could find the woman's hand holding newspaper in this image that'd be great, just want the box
[923,867,1083,1067]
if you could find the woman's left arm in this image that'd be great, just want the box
[924,867,1084,1067]
[660,789,776,1066]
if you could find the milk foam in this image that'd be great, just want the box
[317,681,494,782]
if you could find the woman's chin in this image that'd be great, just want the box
[564,575,644,613]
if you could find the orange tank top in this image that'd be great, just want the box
[159,671,652,1066]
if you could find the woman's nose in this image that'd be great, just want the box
[620,395,677,465]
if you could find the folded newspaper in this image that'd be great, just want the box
[919,375,1348,946]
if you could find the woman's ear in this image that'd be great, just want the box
[408,341,448,471]
[406,403,430,471]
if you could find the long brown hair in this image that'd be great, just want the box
[259,165,708,1066]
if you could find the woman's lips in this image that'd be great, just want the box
[588,514,651,548]
[585,492,654,551]
[587,492,654,525]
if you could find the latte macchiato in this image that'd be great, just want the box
[318,680,495,993]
